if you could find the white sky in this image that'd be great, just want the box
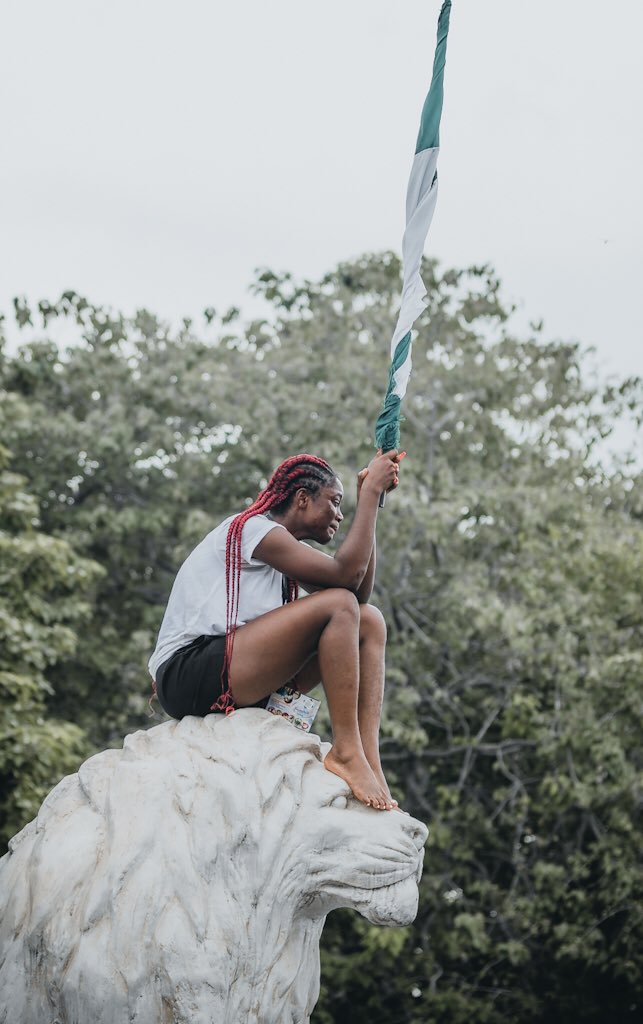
[1,0,641,390]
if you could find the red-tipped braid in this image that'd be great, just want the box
[211,454,336,712]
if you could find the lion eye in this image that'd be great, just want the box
[329,795,348,810]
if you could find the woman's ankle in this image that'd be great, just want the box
[328,739,367,763]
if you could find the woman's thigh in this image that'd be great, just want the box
[229,588,358,706]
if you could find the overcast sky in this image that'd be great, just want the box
[1,0,641,389]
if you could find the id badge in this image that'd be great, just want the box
[265,686,320,732]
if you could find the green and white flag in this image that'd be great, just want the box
[375,0,452,452]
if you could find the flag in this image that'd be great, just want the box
[375,0,452,452]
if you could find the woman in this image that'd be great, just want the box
[149,450,402,810]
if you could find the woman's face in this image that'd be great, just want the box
[304,478,344,544]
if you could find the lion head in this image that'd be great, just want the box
[0,710,427,1024]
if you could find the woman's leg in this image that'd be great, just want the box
[354,605,393,801]
[228,589,394,810]
[292,603,394,802]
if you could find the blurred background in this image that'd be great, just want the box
[1,2,641,1021]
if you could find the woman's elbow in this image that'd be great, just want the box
[338,570,364,593]
[328,560,364,593]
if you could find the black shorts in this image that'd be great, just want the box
[155,635,267,719]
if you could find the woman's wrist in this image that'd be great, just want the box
[358,477,382,501]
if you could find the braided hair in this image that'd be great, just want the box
[212,454,337,713]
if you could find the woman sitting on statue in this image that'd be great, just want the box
[148,450,403,811]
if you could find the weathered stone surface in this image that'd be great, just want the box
[0,710,427,1023]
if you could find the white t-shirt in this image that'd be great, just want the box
[148,514,286,679]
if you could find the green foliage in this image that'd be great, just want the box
[1,258,641,1020]
[0,440,103,843]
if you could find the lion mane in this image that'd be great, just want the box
[0,710,427,1024]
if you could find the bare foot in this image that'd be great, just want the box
[324,747,395,810]
[372,766,398,808]
[363,749,398,808]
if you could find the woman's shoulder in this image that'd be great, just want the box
[207,513,285,561]
[239,515,286,563]
[211,512,278,536]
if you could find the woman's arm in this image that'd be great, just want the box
[254,453,398,593]
[354,467,375,603]
[355,541,375,604]
[353,450,404,602]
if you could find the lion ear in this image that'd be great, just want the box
[254,777,297,870]
[257,747,316,838]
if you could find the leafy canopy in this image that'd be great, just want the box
[1,256,641,1021]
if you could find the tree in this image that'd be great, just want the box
[0,429,103,844]
[1,298,272,741]
[1,257,641,1020]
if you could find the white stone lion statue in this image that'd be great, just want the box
[0,710,427,1024]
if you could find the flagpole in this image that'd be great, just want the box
[375,1,452,508]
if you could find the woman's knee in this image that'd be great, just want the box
[319,587,360,618]
[359,603,387,643]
